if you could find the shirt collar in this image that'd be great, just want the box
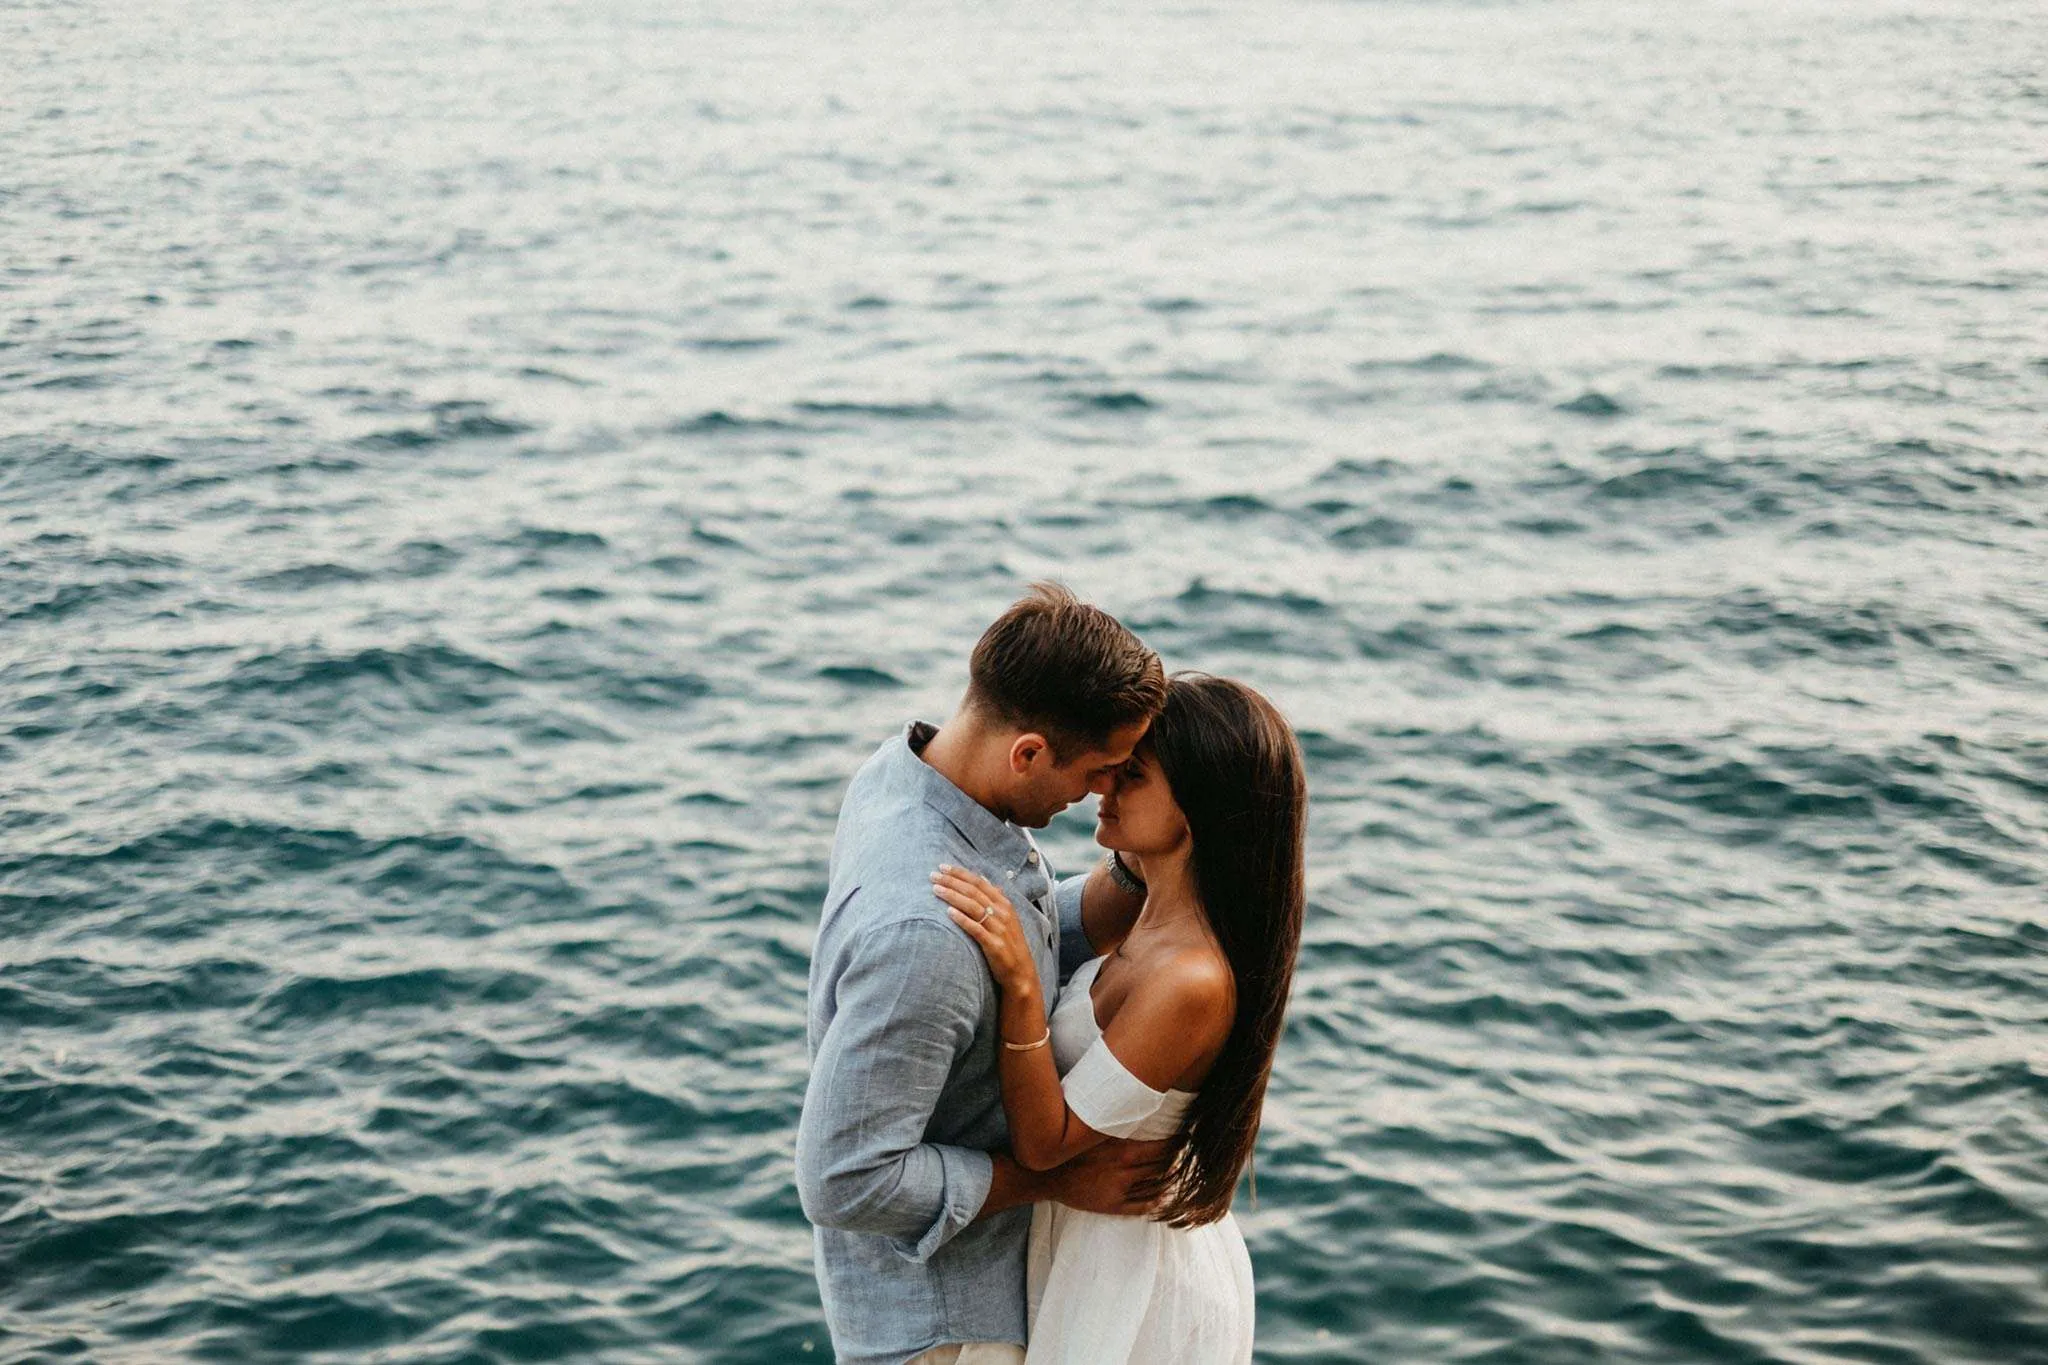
[899,720,1035,865]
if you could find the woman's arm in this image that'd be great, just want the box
[932,865,1230,1172]
[1054,856,1143,984]
[932,865,1087,1170]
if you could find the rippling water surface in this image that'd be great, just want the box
[5,0,2046,1360]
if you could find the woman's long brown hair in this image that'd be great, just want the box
[1131,673,1307,1227]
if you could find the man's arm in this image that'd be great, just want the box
[795,916,993,1262]
[978,1141,1174,1220]
[976,1152,1057,1220]
[1054,856,1145,982]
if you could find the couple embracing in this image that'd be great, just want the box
[795,584,1308,1364]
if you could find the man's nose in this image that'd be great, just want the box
[1087,770,1117,797]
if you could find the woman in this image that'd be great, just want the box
[931,673,1307,1363]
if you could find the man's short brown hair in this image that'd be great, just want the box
[964,582,1167,760]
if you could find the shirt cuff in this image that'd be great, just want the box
[893,1142,995,1263]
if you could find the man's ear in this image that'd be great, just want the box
[1008,733,1049,774]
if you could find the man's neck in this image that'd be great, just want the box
[917,719,1017,826]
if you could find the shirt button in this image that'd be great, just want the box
[1006,870,1016,880]
[1026,849,1040,865]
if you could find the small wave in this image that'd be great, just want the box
[1173,578,1332,615]
[516,365,596,384]
[1594,462,1740,501]
[1743,1113,1945,1185]
[508,526,607,552]
[1461,374,1551,403]
[1352,352,1490,373]
[816,665,905,689]
[0,956,269,1024]
[1312,457,1404,484]
[245,563,372,591]
[792,400,958,420]
[0,822,581,934]
[1148,493,1274,521]
[202,642,521,722]
[355,403,533,450]
[211,1291,438,1355]
[6,578,168,623]
[1069,390,1154,412]
[1654,362,1782,381]
[1556,390,1627,416]
[248,967,547,1028]
[592,670,713,708]
[0,1077,167,1139]
[669,409,802,434]
[1561,739,2001,850]
[559,1001,724,1058]
[689,522,752,551]
[1694,588,1950,665]
[1330,516,1416,548]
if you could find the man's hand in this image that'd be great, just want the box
[1048,1139,1173,1216]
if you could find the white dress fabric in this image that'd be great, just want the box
[1024,956,1255,1364]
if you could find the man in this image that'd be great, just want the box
[796,583,1169,1365]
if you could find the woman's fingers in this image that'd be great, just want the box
[934,862,1043,986]
[944,905,991,943]
[941,892,1006,936]
[933,876,1002,929]
[932,865,1013,915]
[933,865,987,896]
[935,863,1003,896]
[931,879,980,912]
[934,890,1007,942]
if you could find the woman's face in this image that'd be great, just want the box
[1094,744,1190,858]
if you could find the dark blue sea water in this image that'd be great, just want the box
[4,0,2046,1360]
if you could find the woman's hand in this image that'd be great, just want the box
[932,864,1039,997]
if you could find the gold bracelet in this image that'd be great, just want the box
[1002,1030,1051,1052]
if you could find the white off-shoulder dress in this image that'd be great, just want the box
[1024,955,1255,1364]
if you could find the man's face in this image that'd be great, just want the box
[1010,717,1152,828]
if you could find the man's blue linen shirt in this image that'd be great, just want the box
[795,723,1094,1365]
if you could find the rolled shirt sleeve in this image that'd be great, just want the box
[795,916,995,1262]
[1055,872,1094,985]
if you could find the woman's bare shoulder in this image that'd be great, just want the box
[1133,941,1235,1036]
